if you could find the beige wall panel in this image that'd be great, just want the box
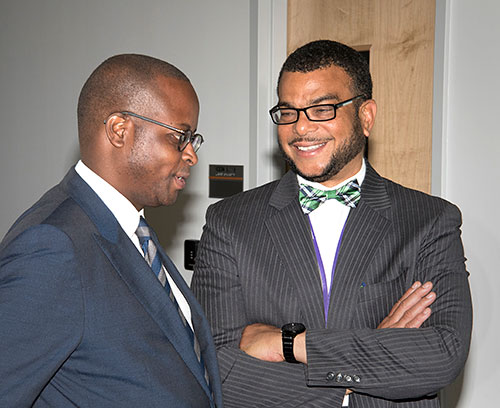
[288,0,435,193]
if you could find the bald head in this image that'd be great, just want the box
[77,54,190,156]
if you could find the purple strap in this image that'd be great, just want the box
[308,216,347,326]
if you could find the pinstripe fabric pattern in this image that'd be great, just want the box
[192,163,472,408]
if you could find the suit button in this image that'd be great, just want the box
[335,373,343,382]
[345,374,353,382]
[326,372,336,381]
[353,375,361,383]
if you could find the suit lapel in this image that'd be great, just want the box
[63,168,214,401]
[266,172,325,328]
[326,163,392,328]
[149,230,221,402]
[266,165,393,330]
[94,234,212,396]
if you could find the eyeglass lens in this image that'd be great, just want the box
[179,133,203,153]
[272,105,337,124]
[270,95,364,125]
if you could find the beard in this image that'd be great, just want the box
[278,115,366,183]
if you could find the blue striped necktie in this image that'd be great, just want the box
[136,217,210,388]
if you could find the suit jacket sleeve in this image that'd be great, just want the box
[305,201,472,400]
[193,189,472,406]
[192,203,347,408]
[0,224,83,406]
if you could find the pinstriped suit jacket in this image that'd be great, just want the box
[192,163,472,408]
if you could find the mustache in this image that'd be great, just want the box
[288,137,333,144]
[176,166,191,178]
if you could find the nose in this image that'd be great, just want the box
[293,110,317,136]
[181,142,198,166]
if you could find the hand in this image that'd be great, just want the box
[377,281,436,329]
[345,281,436,397]
[239,323,284,362]
[239,281,435,366]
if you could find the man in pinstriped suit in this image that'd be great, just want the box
[192,40,472,407]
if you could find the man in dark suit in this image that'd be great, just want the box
[191,40,472,407]
[0,54,223,407]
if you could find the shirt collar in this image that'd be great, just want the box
[75,160,144,238]
[297,159,366,191]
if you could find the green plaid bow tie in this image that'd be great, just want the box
[299,179,361,214]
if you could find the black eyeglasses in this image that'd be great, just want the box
[269,95,364,125]
[105,111,204,152]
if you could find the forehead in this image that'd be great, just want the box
[278,65,353,105]
[152,76,199,128]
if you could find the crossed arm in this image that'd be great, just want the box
[192,199,472,406]
[238,281,435,402]
[239,281,436,364]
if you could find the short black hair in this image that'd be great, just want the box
[77,54,189,145]
[278,40,372,100]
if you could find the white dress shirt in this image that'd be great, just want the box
[75,160,193,329]
[298,161,366,408]
[297,160,366,302]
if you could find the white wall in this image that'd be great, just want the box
[0,0,257,283]
[439,0,500,406]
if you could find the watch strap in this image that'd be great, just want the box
[282,332,299,363]
[281,323,305,364]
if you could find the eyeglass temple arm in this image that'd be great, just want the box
[336,95,365,108]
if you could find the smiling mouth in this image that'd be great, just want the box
[295,142,327,151]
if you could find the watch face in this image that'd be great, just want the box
[282,322,306,334]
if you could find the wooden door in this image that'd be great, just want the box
[287,0,436,193]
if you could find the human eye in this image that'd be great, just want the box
[166,132,183,146]
[279,109,296,119]
[309,105,335,119]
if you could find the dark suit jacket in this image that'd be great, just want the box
[0,168,223,408]
[192,163,472,408]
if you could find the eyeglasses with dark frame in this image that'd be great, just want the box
[269,95,365,125]
[104,111,204,152]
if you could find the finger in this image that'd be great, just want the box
[399,281,423,303]
[383,291,436,329]
[387,281,422,317]
[388,282,433,322]
[404,307,432,328]
[378,282,434,329]
[398,282,434,316]
[400,290,436,326]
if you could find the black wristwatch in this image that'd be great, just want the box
[281,322,306,363]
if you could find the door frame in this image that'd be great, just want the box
[252,0,449,196]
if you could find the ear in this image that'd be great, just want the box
[358,99,377,137]
[104,113,131,148]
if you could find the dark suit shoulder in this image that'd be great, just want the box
[1,183,93,252]
[383,176,461,217]
[364,162,457,213]
[209,179,281,215]
[1,184,67,245]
